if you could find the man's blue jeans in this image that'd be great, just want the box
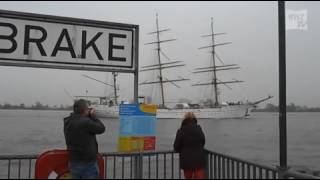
[69,161,99,179]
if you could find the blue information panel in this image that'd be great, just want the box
[118,104,157,152]
[119,116,156,136]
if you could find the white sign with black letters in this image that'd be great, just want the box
[0,10,138,72]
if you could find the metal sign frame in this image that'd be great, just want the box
[0,9,139,102]
[0,9,139,73]
[278,1,288,173]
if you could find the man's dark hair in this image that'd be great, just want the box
[73,99,89,114]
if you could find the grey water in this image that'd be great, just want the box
[0,109,319,172]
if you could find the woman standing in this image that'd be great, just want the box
[174,112,206,179]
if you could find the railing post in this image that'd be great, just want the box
[134,152,143,179]
[204,151,210,179]
[139,153,143,179]
[278,166,289,179]
[134,155,139,179]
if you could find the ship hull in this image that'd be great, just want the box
[157,105,253,119]
[94,104,254,119]
[94,105,119,118]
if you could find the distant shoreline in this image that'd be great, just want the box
[0,102,72,111]
[252,109,320,113]
[1,108,320,113]
[253,103,320,112]
[0,108,71,111]
[252,110,320,113]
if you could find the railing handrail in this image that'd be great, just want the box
[0,150,177,160]
[100,150,176,157]
[285,170,320,179]
[0,154,38,160]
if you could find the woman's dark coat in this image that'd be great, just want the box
[174,119,206,170]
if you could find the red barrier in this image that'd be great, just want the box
[35,150,105,179]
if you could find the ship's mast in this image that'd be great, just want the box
[82,74,119,105]
[193,18,243,107]
[155,14,166,108]
[140,14,189,108]
[210,18,219,106]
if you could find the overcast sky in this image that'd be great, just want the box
[0,1,319,107]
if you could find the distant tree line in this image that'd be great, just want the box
[253,103,320,112]
[0,101,72,111]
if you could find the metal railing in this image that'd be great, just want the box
[0,154,37,179]
[205,150,278,179]
[0,150,319,179]
[101,150,181,179]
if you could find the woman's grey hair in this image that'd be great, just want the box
[73,99,89,114]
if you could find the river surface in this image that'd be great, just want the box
[0,110,319,171]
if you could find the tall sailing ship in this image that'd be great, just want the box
[90,15,272,119]
[79,73,121,118]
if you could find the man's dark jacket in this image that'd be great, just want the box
[174,119,206,170]
[64,113,105,163]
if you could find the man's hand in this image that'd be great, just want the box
[86,108,105,134]
[89,108,97,118]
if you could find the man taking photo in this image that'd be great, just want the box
[64,99,106,179]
